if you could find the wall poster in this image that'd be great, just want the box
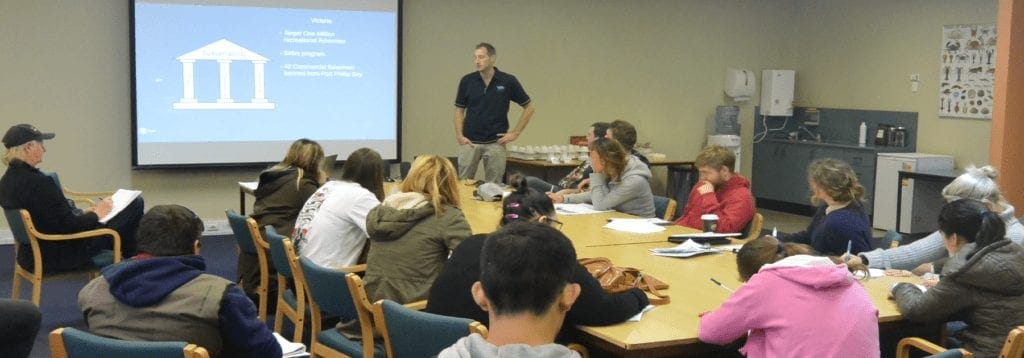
[940,24,996,119]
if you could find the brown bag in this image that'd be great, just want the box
[578,257,670,304]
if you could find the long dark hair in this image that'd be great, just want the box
[500,174,555,227]
[340,148,385,201]
[938,198,1006,260]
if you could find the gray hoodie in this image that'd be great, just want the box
[438,333,580,358]
[563,155,655,218]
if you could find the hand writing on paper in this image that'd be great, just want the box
[547,193,565,204]
[94,197,113,219]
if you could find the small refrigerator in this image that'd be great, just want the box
[873,153,954,232]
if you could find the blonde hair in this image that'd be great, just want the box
[696,145,736,172]
[400,155,460,216]
[942,165,1007,207]
[270,139,325,190]
[2,143,29,166]
[590,137,628,182]
[808,158,864,204]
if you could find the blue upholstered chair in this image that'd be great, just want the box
[298,257,381,358]
[652,195,678,221]
[225,210,270,321]
[371,299,486,358]
[263,226,306,342]
[49,327,209,358]
[5,208,120,306]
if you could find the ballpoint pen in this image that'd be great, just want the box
[772,227,777,238]
[710,278,734,293]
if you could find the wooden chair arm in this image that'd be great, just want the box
[63,188,115,198]
[338,263,367,273]
[403,300,427,311]
[69,197,98,206]
[35,228,119,242]
[896,337,970,358]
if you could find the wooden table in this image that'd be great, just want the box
[506,157,694,185]
[456,185,916,356]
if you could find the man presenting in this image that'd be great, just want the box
[675,145,755,233]
[454,42,535,183]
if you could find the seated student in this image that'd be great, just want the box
[699,236,879,357]
[427,175,649,338]
[891,199,1024,358]
[0,298,42,358]
[606,119,650,167]
[525,121,609,193]
[849,165,1024,271]
[0,124,144,271]
[439,221,582,358]
[243,138,327,299]
[364,155,471,303]
[292,148,385,268]
[674,145,755,233]
[782,158,872,256]
[549,138,655,218]
[78,205,280,358]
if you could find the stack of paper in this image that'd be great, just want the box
[603,220,666,234]
[554,203,613,215]
[649,239,720,258]
[273,332,309,357]
[98,189,143,224]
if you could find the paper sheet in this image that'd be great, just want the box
[627,304,656,322]
[649,239,721,258]
[603,220,666,234]
[97,189,142,224]
[273,332,309,357]
[554,203,613,215]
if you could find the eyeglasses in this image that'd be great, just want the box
[545,216,564,231]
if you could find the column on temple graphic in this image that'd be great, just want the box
[252,60,268,103]
[179,59,197,103]
[217,59,234,103]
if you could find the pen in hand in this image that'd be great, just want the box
[843,240,853,261]
[710,278,734,293]
[771,227,777,238]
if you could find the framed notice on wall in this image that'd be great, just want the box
[939,24,996,119]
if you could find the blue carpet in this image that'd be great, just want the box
[0,235,241,358]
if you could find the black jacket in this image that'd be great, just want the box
[0,159,100,270]
[425,234,649,339]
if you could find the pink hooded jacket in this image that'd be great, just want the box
[698,255,880,357]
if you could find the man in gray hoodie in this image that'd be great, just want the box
[439,222,582,357]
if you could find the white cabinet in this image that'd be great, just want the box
[873,153,954,232]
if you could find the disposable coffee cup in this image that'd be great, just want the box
[701,214,719,233]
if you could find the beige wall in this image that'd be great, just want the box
[791,0,997,167]
[0,0,997,227]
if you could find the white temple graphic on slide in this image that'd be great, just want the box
[173,39,275,110]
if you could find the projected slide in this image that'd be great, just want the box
[132,1,399,167]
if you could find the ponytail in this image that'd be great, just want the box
[968,210,1007,259]
[500,174,555,228]
[939,199,1007,260]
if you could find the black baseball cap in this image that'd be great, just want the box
[3,124,55,148]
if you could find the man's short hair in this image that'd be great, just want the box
[136,205,204,256]
[608,120,638,151]
[696,145,736,172]
[476,42,496,56]
[480,221,576,316]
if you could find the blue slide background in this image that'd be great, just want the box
[134,3,397,143]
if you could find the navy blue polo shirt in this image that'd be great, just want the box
[454,67,530,143]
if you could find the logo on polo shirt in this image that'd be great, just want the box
[496,85,506,93]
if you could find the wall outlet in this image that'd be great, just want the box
[202,219,232,236]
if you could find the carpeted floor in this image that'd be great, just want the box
[0,235,240,358]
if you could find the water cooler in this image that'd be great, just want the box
[708,106,741,172]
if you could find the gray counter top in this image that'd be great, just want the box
[761,138,914,152]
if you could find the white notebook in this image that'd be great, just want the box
[97,189,142,224]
